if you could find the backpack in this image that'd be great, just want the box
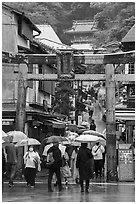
[46,152,54,166]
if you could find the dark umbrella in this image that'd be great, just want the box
[42,135,68,144]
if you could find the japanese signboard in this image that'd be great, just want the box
[118,149,134,181]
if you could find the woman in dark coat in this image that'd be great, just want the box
[76,143,93,193]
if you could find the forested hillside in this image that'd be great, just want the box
[4,2,135,47]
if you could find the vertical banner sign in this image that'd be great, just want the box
[118,149,134,181]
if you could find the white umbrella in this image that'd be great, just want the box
[7,131,28,143]
[82,130,106,146]
[42,143,66,156]
[75,134,100,143]
[15,138,41,146]
[83,130,106,140]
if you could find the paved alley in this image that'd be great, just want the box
[2,181,135,202]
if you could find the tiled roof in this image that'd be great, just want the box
[65,20,97,33]
[35,24,74,51]
[121,25,135,43]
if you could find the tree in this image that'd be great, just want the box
[52,81,75,118]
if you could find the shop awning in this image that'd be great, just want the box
[44,119,66,129]
[115,110,135,121]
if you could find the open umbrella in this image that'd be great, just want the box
[75,134,100,143]
[45,135,68,144]
[15,138,41,146]
[67,132,79,142]
[82,130,106,140]
[42,143,66,156]
[7,131,28,143]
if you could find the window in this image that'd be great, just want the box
[28,64,33,74]
[39,65,44,91]
[39,64,43,74]
[18,18,22,36]
[128,63,135,74]
[129,87,135,97]
[27,64,33,88]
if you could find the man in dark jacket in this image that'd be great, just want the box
[76,143,93,193]
[47,142,62,192]
[5,141,18,187]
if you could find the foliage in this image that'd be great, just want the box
[93,2,135,45]
[4,2,135,46]
[52,81,75,117]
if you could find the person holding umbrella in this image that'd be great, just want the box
[92,141,105,179]
[47,142,63,192]
[23,145,41,188]
[76,143,93,193]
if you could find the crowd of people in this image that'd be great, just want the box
[2,87,106,193]
[2,137,105,193]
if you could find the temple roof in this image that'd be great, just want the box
[65,20,97,34]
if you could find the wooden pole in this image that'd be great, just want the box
[15,63,27,131]
[105,64,118,182]
[15,63,28,179]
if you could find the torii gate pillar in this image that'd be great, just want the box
[15,63,27,132]
[105,64,118,182]
[15,63,28,179]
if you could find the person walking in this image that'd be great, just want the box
[5,139,18,187]
[76,143,93,193]
[71,146,79,184]
[47,142,63,192]
[61,150,71,189]
[65,144,74,167]
[23,145,41,188]
[90,119,96,131]
[92,141,105,179]
[2,148,6,183]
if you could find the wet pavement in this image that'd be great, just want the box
[2,181,135,202]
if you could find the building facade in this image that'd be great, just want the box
[2,4,66,142]
[65,20,98,52]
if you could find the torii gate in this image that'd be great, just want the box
[2,50,135,182]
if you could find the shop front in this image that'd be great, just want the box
[115,109,135,181]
